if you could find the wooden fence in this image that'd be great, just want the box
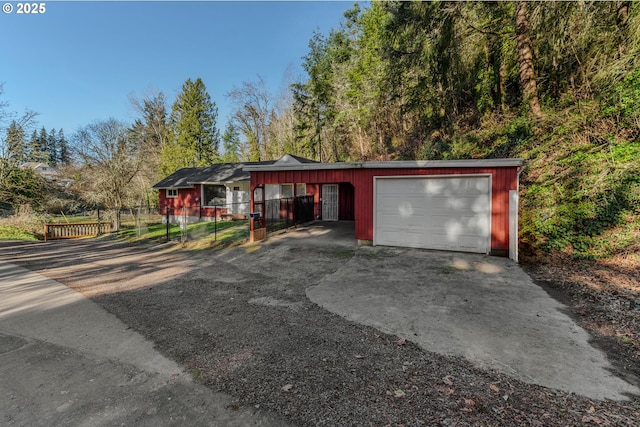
[44,222,113,242]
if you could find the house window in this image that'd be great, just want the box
[280,184,294,199]
[166,189,178,198]
[233,186,240,191]
[203,184,227,206]
[296,183,306,196]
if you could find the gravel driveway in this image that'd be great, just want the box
[1,223,638,425]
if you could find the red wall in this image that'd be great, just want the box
[251,167,518,253]
[159,185,233,218]
[159,185,201,212]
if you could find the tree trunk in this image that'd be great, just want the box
[617,1,630,57]
[515,1,543,118]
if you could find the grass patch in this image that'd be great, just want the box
[0,225,39,241]
[115,220,249,246]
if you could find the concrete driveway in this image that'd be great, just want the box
[296,224,639,401]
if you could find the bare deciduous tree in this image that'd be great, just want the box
[227,76,272,161]
[129,89,167,207]
[73,118,142,230]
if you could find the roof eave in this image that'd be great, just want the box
[151,184,195,190]
[244,158,525,172]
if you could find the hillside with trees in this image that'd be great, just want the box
[282,1,639,263]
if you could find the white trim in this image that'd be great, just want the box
[166,188,178,198]
[280,183,294,199]
[201,183,228,207]
[373,174,492,254]
[244,158,524,172]
[509,190,519,262]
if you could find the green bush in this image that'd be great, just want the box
[0,225,39,241]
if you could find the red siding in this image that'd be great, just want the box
[158,185,232,219]
[159,185,201,210]
[251,166,518,253]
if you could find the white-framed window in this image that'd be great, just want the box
[280,184,294,199]
[202,184,227,206]
[296,183,306,196]
[166,188,178,198]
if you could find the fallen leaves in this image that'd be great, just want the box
[433,376,456,396]
[460,397,476,412]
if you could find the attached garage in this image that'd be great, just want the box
[374,175,491,253]
[245,156,524,259]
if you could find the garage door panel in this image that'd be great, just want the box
[375,176,491,254]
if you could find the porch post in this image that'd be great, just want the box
[293,182,297,228]
[250,185,255,233]
[261,186,266,229]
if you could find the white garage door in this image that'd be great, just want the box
[374,175,491,253]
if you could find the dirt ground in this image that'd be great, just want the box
[1,229,639,426]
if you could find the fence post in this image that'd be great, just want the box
[166,207,170,242]
[182,206,187,243]
[214,205,217,241]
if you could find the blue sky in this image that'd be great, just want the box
[1,1,353,136]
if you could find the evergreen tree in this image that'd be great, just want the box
[26,127,50,163]
[47,128,58,165]
[38,127,49,163]
[221,122,241,162]
[26,130,38,162]
[57,129,70,166]
[5,120,26,163]
[162,78,219,176]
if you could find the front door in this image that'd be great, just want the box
[322,184,339,221]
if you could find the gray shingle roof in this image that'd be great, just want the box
[152,156,319,189]
[152,161,274,189]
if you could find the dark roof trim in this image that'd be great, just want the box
[243,158,525,172]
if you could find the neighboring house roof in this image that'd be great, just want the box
[152,161,274,189]
[20,162,61,180]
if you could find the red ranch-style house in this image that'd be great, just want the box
[244,155,524,260]
[153,162,262,223]
[152,157,318,223]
